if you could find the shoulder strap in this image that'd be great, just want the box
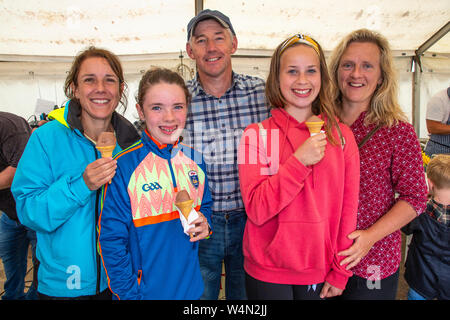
[257,122,267,152]
[335,124,346,150]
[358,124,382,149]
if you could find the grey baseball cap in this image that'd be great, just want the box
[187,9,236,41]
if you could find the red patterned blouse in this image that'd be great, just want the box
[350,112,427,280]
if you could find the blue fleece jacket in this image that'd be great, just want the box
[98,130,212,300]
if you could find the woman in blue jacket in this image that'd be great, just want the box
[98,68,212,300]
[11,47,140,299]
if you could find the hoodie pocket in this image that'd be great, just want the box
[265,219,332,272]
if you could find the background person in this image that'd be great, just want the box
[238,33,360,300]
[403,154,450,300]
[424,87,450,157]
[0,111,37,300]
[184,9,269,300]
[328,28,428,300]
[11,47,140,300]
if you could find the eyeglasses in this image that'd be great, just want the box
[279,34,320,56]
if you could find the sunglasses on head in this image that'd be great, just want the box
[279,34,320,56]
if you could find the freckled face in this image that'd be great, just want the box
[137,82,187,145]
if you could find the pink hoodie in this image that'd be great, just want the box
[238,108,360,289]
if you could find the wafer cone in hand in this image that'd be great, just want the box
[175,190,194,238]
[305,115,324,136]
[96,132,116,183]
[96,132,116,158]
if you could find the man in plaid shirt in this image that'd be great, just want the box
[184,9,269,299]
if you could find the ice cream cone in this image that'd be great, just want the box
[305,115,324,136]
[175,199,194,220]
[176,199,194,238]
[96,145,115,158]
[96,132,117,184]
[96,131,116,157]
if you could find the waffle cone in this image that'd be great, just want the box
[305,121,324,135]
[96,145,115,158]
[175,199,194,220]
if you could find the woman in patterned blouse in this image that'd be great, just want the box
[328,29,428,300]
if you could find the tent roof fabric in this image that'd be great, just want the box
[1,0,449,60]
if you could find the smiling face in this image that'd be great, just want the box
[279,44,321,119]
[73,56,122,125]
[137,82,187,145]
[186,19,237,80]
[337,41,383,109]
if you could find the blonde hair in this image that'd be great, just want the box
[266,34,338,144]
[328,29,407,127]
[427,155,450,189]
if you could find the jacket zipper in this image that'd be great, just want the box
[93,145,101,295]
[166,147,178,190]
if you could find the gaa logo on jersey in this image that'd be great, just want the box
[188,170,199,189]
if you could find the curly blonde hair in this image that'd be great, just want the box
[328,29,407,127]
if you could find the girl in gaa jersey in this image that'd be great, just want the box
[99,68,212,300]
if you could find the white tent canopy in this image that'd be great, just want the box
[1,0,449,139]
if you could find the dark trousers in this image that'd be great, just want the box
[338,269,400,300]
[245,273,325,300]
[38,288,112,300]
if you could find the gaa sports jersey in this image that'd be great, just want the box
[98,129,212,300]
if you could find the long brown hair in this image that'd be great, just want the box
[266,34,338,144]
[64,46,128,112]
[136,67,191,107]
[328,29,407,127]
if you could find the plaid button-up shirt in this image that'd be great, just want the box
[184,72,269,212]
[427,197,450,227]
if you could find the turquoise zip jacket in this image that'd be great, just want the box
[11,99,140,297]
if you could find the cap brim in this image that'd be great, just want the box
[188,15,230,40]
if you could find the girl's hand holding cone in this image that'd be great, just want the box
[294,133,327,166]
[175,190,210,241]
[187,211,210,242]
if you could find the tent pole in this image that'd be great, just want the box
[195,0,204,14]
[412,21,450,137]
[412,56,422,136]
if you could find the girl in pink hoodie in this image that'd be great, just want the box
[238,34,360,299]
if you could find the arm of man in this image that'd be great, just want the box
[426,119,450,135]
[426,90,449,135]
[0,166,16,190]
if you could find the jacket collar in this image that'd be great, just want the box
[142,128,182,159]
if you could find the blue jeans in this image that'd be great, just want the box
[0,212,38,300]
[198,210,247,300]
[407,288,427,300]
